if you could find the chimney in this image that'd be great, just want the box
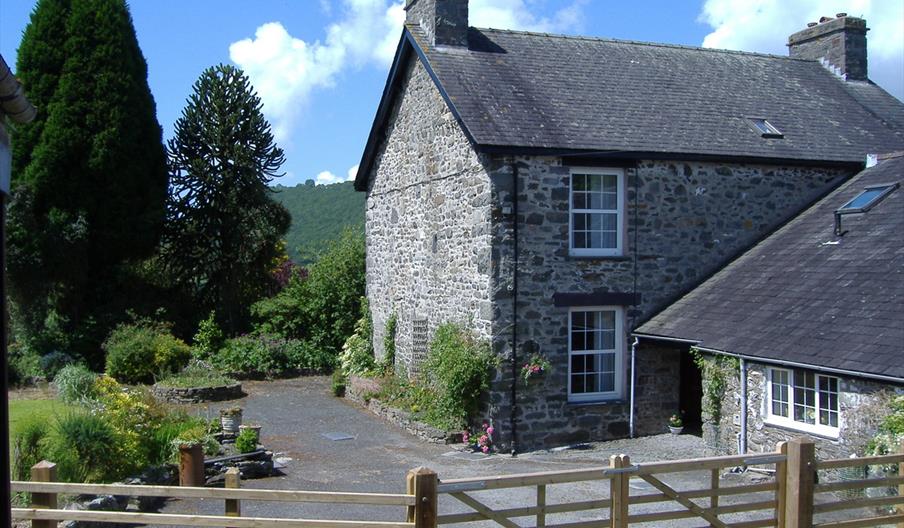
[405,0,469,47]
[788,14,868,80]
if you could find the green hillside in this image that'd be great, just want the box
[270,181,365,265]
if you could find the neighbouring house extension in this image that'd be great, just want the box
[636,152,904,459]
[354,0,904,451]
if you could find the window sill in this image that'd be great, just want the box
[567,399,626,407]
[566,255,631,261]
[763,418,840,440]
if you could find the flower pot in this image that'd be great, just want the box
[220,409,243,435]
[239,424,261,444]
[669,426,683,435]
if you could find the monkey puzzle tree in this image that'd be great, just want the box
[163,64,290,333]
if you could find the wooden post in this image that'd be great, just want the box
[897,440,904,528]
[30,461,57,528]
[179,443,205,487]
[406,467,437,528]
[710,468,720,514]
[610,454,629,528]
[785,437,815,528]
[537,484,546,528]
[776,441,788,528]
[225,467,241,519]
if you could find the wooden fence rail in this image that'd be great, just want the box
[10,438,904,528]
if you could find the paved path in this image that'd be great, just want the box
[158,376,788,526]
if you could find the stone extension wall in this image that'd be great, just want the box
[486,157,851,450]
[364,57,493,376]
[702,357,902,459]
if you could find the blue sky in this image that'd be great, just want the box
[2,0,902,187]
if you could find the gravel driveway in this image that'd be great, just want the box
[157,376,853,526]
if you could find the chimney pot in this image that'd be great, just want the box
[836,12,847,18]
[807,22,818,27]
[819,16,832,23]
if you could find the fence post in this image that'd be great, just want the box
[897,440,904,528]
[30,460,57,528]
[406,467,437,528]
[179,443,205,487]
[785,437,815,528]
[225,467,241,519]
[610,454,629,528]
[775,441,788,528]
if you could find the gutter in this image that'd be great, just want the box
[0,55,37,124]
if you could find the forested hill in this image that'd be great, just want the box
[270,181,365,265]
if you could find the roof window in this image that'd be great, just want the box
[747,118,783,138]
[833,182,899,235]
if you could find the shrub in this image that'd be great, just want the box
[40,351,75,380]
[251,229,364,356]
[331,370,347,397]
[211,334,333,378]
[867,394,904,458]
[152,415,217,464]
[46,413,120,482]
[235,428,258,453]
[338,298,376,376]
[381,313,397,372]
[91,375,166,473]
[423,324,496,429]
[168,423,220,462]
[104,322,191,384]
[192,311,225,359]
[12,419,50,481]
[8,344,42,385]
[53,364,97,404]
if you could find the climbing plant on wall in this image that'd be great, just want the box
[690,347,739,424]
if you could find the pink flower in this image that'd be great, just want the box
[486,426,495,436]
[462,432,469,442]
[479,435,488,445]
[481,445,489,453]
[482,422,489,430]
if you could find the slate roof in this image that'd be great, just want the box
[637,153,904,381]
[355,26,904,189]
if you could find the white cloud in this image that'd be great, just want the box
[314,164,359,185]
[699,0,904,99]
[229,0,406,144]
[230,0,587,146]
[470,0,587,33]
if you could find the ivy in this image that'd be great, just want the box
[691,347,738,424]
[381,313,398,373]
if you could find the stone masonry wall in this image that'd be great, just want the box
[487,157,851,450]
[364,57,493,376]
[703,357,902,459]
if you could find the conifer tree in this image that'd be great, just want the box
[8,0,168,365]
[164,64,290,333]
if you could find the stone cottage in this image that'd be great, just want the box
[353,0,904,452]
[636,151,904,459]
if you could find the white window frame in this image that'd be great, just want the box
[568,168,625,257]
[766,367,840,438]
[567,306,624,402]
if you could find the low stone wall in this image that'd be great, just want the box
[152,382,244,404]
[345,376,460,444]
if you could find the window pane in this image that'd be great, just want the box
[601,330,615,350]
[573,174,586,191]
[586,373,599,392]
[602,192,617,210]
[589,192,602,209]
[602,232,617,249]
[573,231,586,248]
[571,374,585,393]
[589,232,602,248]
[600,372,615,392]
[572,331,586,351]
[602,213,617,230]
[574,213,586,230]
[573,193,587,209]
[588,174,602,191]
[601,352,615,372]
[585,354,598,372]
[598,311,615,331]
[571,311,585,330]
[602,174,617,193]
[584,330,596,350]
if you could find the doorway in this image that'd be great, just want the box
[679,348,703,434]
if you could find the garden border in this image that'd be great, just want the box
[152,382,244,404]
[345,376,461,444]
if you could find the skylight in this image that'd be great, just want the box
[748,118,783,138]
[833,182,899,235]
[838,183,898,212]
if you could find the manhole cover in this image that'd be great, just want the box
[322,432,355,441]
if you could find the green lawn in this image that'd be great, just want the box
[8,398,74,458]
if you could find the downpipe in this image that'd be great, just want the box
[629,337,638,438]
